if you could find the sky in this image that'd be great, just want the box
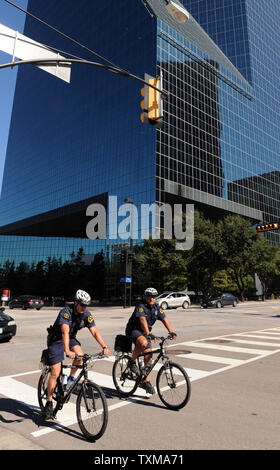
[0,0,28,192]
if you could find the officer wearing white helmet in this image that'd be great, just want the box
[43,289,109,420]
[125,287,177,395]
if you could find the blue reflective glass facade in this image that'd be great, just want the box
[0,0,157,263]
[0,0,279,267]
[181,0,280,243]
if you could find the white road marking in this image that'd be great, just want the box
[180,341,273,355]
[0,377,39,410]
[226,338,280,347]
[0,326,280,439]
[231,334,280,341]
[180,353,243,366]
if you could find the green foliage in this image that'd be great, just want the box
[0,249,106,301]
[131,211,280,301]
[0,212,279,303]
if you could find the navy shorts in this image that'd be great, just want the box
[47,338,81,366]
[125,328,152,350]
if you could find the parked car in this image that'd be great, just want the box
[156,292,191,309]
[201,293,238,308]
[0,307,17,342]
[9,295,44,310]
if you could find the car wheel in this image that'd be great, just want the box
[233,300,237,307]
[161,302,168,310]
[216,301,222,308]
[182,301,189,309]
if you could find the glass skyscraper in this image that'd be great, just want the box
[0,0,279,267]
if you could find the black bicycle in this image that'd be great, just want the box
[38,352,108,441]
[112,334,191,410]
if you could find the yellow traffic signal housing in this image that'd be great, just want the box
[147,76,162,123]
[140,86,146,123]
[140,73,163,127]
[256,222,279,232]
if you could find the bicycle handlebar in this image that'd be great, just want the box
[147,333,176,344]
[73,352,105,362]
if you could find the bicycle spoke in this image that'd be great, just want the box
[112,355,138,397]
[38,369,51,411]
[156,362,191,410]
[76,381,108,441]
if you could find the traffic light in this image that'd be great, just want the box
[256,222,279,232]
[120,249,127,263]
[140,73,163,128]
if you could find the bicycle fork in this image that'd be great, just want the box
[162,361,176,389]
[81,382,96,413]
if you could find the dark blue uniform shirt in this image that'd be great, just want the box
[46,304,96,366]
[126,302,166,335]
[52,304,96,340]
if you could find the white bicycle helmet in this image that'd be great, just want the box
[144,287,158,297]
[75,289,91,305]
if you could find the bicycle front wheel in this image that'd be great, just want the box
[156,362,191,410]
[112,355,138,397]
[76,380,108,441]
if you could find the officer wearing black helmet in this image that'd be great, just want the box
[125,287,177,395]
[43,289,109,420]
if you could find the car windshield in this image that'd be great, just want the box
[208,294,221,300]
[157,292,171,299]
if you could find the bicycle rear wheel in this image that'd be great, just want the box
[37,368,63,417]
[112,355,139,397]
[38,368,50,411]
[76,380,108,441]
[156,361,191,410]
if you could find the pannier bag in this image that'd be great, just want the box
[40,348,49,366]
[47,324,56,346]
[114,334,132,353]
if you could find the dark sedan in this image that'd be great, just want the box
[201,293,238,308]
[0,307,17,342]
[9,295,44,310]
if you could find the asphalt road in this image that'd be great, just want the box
[0,300,280,455]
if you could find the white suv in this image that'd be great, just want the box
[156,292,191,310]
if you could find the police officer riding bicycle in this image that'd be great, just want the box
[125,287,177,395]
[43,289,109,420]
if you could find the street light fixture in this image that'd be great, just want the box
[164,0,190,24]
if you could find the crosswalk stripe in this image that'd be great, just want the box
[184,368,211,380]
[227,338,280,347]
[253,331,280,336]
[232,334,280,341]
[0,377,39,410]
[180,341,273,355]
[1,326,280,440]
[179,353,244,365]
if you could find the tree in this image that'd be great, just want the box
[217,215,261,301]
[133,236,187,293]
[182,211,223,297]
[254,238,280,300]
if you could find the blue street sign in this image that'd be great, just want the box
[120,277,132,283]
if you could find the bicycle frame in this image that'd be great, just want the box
[134,337,171,379]
[54,354,100,411]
